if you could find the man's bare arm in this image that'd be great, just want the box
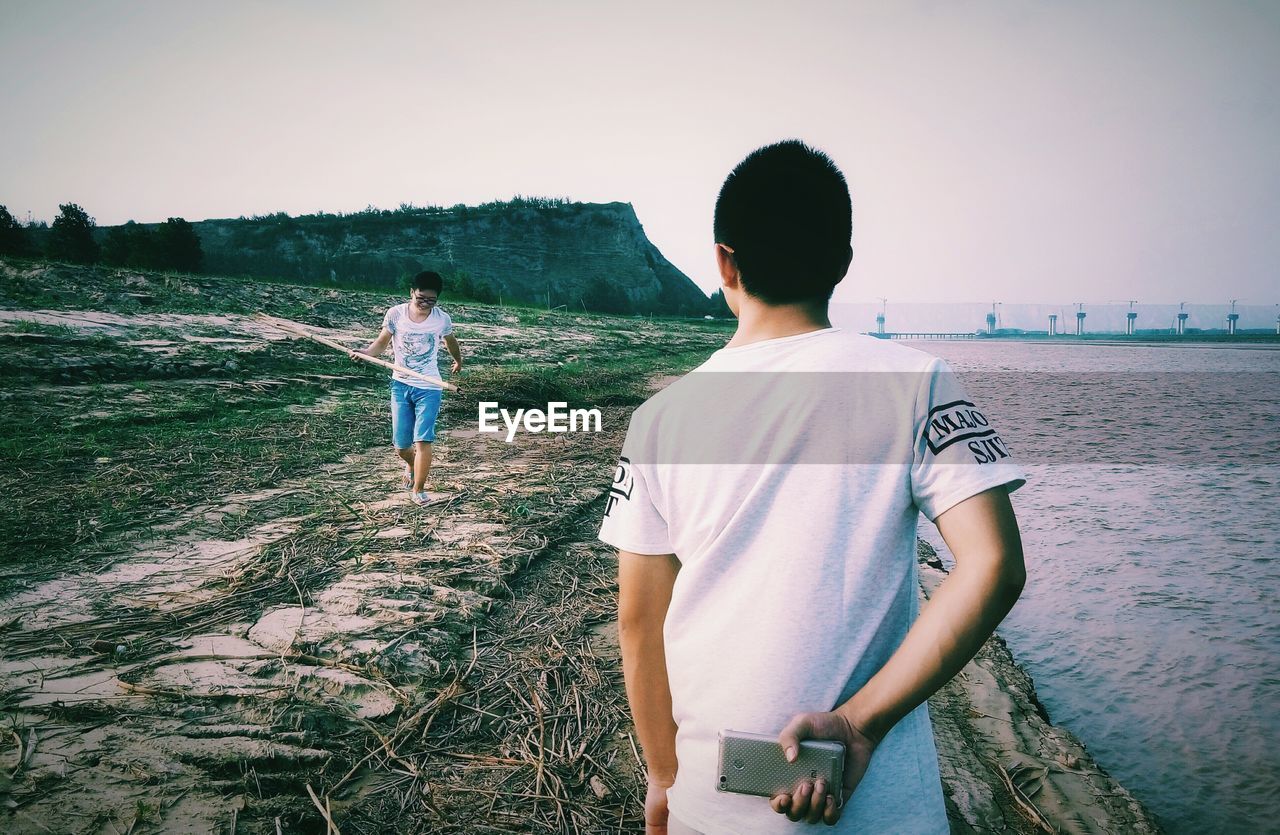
[352,327,392,359]
[838,485,1025,739]
[444,334,463,373]
[775,486,1025,824]
[618,550,680,832]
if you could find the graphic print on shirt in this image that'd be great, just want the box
[604,456,633,517]
[924,399,1011,464]
[401,331,438,377]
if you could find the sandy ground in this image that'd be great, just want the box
[0,263,1162,833]
[0,427,1162,833]
[0,414,635,832]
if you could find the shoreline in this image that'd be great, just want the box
[0,259,1170,831]
[918,541,1164,834]
[866,333,1280,347]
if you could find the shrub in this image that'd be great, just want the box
[48,203,99,264]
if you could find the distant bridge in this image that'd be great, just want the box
[868,332,978,340]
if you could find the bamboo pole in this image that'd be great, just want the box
[255,313,459,392]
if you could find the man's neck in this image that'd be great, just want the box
[724,299,833,349]
[407,304,431,323]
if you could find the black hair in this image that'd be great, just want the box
[410,270,444,293]
[713,140,852,304]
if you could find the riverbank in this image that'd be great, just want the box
[0,259,1164,832]
[919,543,1163,833]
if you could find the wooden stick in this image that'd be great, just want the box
[305,783,342,835]
[256,313,458,391]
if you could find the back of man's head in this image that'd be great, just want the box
[714,140,852,305]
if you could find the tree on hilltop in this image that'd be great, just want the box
[48,203,99,264]
[0,205,35,257]
[155,217,203,272]
[103,218,203,273]
[103,221,155,268]
[707,288,733,318]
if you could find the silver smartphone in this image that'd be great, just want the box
[716,729,845,805]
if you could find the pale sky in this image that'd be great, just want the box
[1,1,1276,305]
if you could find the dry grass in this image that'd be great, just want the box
[332,518,639,834]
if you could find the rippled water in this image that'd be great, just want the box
[912,340,1280,834]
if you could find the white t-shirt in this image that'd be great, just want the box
[382,304,453,388]
[598,327,1025,834]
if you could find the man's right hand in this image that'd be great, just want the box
[644,775,674,834]
[770,711,879,826]
[348,349,365,362]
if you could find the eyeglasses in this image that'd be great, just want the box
[411,295,438,303]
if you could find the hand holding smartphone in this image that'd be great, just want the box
[717,730,845,806]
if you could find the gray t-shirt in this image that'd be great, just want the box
[598,328,1025,834]
[382,304,453,388]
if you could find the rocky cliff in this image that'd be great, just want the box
[183,200,708,315]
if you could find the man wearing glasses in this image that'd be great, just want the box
[352,270,463,505]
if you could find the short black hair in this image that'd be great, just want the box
[713,140,852,304]
[410,270,443,293]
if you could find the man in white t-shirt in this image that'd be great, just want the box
[599,141,1026,833]
[352,270,462,506]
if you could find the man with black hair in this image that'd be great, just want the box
[600,141,1026,832]
[353,270,462,506]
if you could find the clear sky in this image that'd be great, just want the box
[1,1,1276,305]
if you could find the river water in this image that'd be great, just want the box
[906,340,1280,834]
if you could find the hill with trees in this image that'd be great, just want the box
[185,198,710,315]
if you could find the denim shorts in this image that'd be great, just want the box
[391,379,444,448]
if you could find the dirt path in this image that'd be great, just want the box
[0,261,1160,833]
[338,486,644,833]
[0,410,1162,835]
[0,259,732,833]
[1,409,636,833]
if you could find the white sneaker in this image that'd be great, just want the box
[410,491,431,506]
